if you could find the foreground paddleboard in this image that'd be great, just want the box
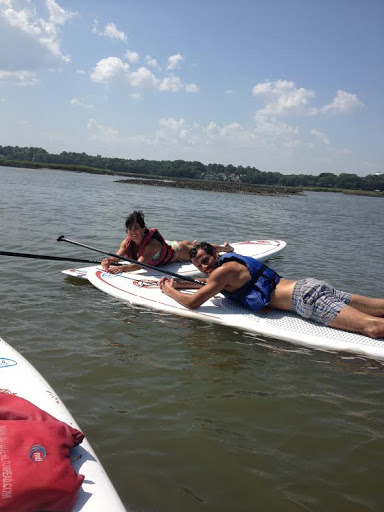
[86,270,384,361]
[62,240,286,279]
[0,337,126,512]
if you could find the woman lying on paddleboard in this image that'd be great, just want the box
[101,210,233,274]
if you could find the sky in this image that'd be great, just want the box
[0,0,383,176]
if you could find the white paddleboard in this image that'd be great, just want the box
[0,337,126,512]
[86,269,384,362]
[62,240,286,279]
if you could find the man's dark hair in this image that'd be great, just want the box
[189,241,216,260]
[125,210,146,230]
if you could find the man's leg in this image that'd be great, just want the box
[348,294,384,317]
[329,305,384,338]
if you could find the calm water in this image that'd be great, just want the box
[1,166,383,512]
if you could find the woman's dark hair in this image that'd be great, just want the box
[189,241,216,260]
[125,210,146,230]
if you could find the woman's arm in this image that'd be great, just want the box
[102,238,162,274]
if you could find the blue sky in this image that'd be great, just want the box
[0,0,383,175]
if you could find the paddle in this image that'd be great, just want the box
[0,250,103,264]
[57,235,205,285]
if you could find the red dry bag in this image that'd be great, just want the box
[0,393,84,512]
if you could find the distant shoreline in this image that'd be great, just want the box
[115,177,302,196]
[1,160,383,197]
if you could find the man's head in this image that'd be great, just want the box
[189,242,219,275]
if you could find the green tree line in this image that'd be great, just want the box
[0,144,383,192]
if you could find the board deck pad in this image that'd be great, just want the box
[62,239,287,279]
[0,337,126,512]
[85,269,384,361]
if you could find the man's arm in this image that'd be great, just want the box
[159,270,227,309]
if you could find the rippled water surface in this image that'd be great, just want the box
[1,166,383,511]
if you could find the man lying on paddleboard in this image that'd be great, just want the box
[159,241,384,339]
[101,210,233,274]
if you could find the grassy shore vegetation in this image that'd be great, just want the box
[301,187,384,197]
[0,158,116,175]
[1,145,383,197]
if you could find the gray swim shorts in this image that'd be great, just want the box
[291,278,352,326]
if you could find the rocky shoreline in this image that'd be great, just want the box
[115,177,303,196]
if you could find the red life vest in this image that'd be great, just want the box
[124,228,174,266]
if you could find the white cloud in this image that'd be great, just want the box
[252,79,315,116]
[254,112,299,137]
[311,129,330,145]
[70,98,94,109]
[90,55,197,94]
[145,55,160,70]
[0,0,73,67]
[155,117,194,144]
[112,117,261,161]
[91,19,99,34]
[158,117,186,134]
[90,57,130,83]
[92,19,127,42]
[252,79,364,120]
[104,22,127,42]
[203,118,299,150]
[0,69,39,85]
[46,0,77,25]
[87,118,118,140]
[159,75,183,92]
[125,50,139,63]
[321,90,364,114]
[203,122,256,147]
[129,66,158,88]
[167,53,184,71]
[142,115,300,152]
[186,82,199,93]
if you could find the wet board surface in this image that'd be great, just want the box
[86,269,384,362]
[62,239,287,279]
[0,337,126,512]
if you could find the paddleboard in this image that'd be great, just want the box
[0,337,126,512]
[86,269,384,361]
[62,240,286,279]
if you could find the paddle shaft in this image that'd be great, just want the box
[57,235,205,285]
[0,250,102,264]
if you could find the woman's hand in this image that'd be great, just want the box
[105,264,125,274]
[101,257,118,270]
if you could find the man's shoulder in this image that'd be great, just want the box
[212,259,241,276]
[220,258,243,268]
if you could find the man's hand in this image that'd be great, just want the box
[159,277,176,295]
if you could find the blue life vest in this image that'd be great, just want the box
[218,253,281,311]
